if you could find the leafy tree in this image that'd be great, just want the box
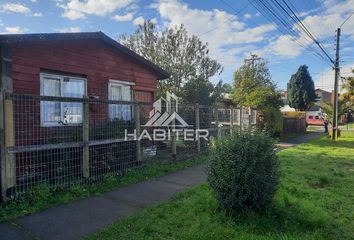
[181,77,222,105]
[119,20,222,96]
[287,65,317,111]
[341,69,354,103]
[221,83,232,93]
[232,56,283,136]
[322,99,350,124]
[232,58,282,109]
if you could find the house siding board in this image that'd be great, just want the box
[9,39,158,147]
[10,39,157,96]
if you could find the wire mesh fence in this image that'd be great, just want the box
[0,93,256,201]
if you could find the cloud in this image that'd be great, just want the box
[33,12,43,17]
[58,0,135,20]
[266,35,302,58]
[30,0,37,2]
[1,3,31,14]
[54,27,81,33]
[151,0,276,79]
[112,12,134,22]
[244,13,252,19]
[133,16,145,26]
[1,26,27,34]
[62,9,85,20]
[151,17,157,24]
[255,0,354,60]
[1,3,43,17]
[314,63,354,92]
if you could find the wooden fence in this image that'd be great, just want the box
[0,92,256,201]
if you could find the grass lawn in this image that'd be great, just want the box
[88,135,354,240]
[0,156,207,222]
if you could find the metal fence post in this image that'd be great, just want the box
[195,103,200,152]
[230,107,234,135]
[239,106,243,131]
[171,101,177,158]
[214,107,221,142]
[82,96,90,179]
[134,103,141,162]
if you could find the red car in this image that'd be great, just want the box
[306,115,324,126]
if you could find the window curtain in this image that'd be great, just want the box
[109,84,132,121]
[41,77,61,124]
[62,80,85,124]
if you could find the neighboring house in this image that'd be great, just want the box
[305,89,331,126]
[217,93,257,127]
[0,32,170,196]
[0,32,169,130]
[315,88,331,107]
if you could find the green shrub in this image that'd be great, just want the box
[260,107,283,137]
[207,130,279,214]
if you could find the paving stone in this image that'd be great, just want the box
[0,222,33,240]
[156,164,207,186]
[104,179,187,207]
[16,196,138,240]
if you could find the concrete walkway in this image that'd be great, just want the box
[0,132,322,240]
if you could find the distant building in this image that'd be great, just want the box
[315,89,331,107]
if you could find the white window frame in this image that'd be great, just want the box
[40,72,87,127]
[108,79,134,120]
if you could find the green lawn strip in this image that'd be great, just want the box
[0,156,207,222]
[88,136,354,240]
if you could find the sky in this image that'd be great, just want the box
[0,0,353,92]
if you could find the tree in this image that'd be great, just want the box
[287,65,317,111]
[221,83,232,93]
[232,56,283,136]
[341,69,354,103]
[119,20,222,96]
[232,57,282,109]
[322,98,351,124]
[181,77,222,105]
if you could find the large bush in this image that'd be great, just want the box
[257,107,283,138]
[207,130,279,214]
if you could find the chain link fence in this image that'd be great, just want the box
[0,93,256,201]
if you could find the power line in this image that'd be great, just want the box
[279,0,334,64]
[340,12,354,28]
[247,0,334,67]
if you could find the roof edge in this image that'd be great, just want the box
[0,31,170,80]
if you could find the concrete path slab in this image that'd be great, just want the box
[0,223,32,240]
[1,131,321,240]
[105,179,188,208]
[156,164,207,187]
[16,196,138,240]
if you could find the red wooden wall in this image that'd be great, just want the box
[9,39,159,147]
[10,38,158,98]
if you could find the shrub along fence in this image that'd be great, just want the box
[0,92,257,201]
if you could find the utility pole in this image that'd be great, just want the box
[332,28,340,140]
[244,53,262,68]
[244,53,263,127]
[331,12,353,140]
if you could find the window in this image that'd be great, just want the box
[40,73,86,126]
[108,80,134,120]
